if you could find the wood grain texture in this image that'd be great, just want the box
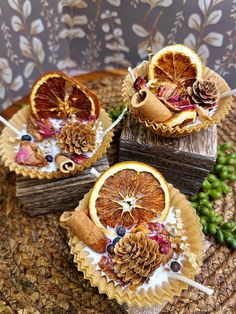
[16,157,109,216]
[119,115,217,194]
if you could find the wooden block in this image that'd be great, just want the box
[119,115,217,194]
[16,157,109,216]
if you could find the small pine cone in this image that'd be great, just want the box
[187,79,219,106]
[112,232,166,289]
[57,122,96,155]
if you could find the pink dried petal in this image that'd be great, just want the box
[133,76,148,91]
[88,115,96,122]
[15,141,47,167]
[36,120,55,138]
[16,146,33,164]
[71,154,88,164]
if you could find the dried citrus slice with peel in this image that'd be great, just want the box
[149,44,204,88]
[89,161,170,235]
[30,72,100,120]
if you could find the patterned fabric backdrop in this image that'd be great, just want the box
[0,0,235,111]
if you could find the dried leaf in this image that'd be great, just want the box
[198,0,211,16]
[0,85,5,99]
[0,58,12,83]
[132,24,149,38]
[11,15,24,32]
[58,0,87,13]
[206,10,222,25]
[188,13,201,31]
[19,35,32,58]
[152,31,164,52]
[22,0,31,19]
[141,0,173,7]
[198,44,209,63]
[10,75,23,91]
[57,58,77,70]
[59,28,85,40]
[106,0,121,6]
[76,11,88,24]
[32,38,45,63]
[203,32,223,47]
[184,33,196,49]
[24,61,35,78]
[138,39,149,58]
[30,19,44,35]
[8,0,20,12]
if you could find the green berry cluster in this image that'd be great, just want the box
[189,142,236,250]
[109,104,128,122]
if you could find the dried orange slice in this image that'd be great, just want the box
[30,72,100,120]
[149,44,203,88]
[89,161,170,234]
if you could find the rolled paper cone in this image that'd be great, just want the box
[55,154,76,173]
[131,87,172,123]
[60,210,108,253]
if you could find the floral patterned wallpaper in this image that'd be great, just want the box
[0,0,235,111]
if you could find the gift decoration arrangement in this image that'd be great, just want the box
[1,44,235,308]
[0,72,114,179]
[60,161,212,307]
[122,44,234,137]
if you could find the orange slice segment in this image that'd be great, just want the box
[30,72,100,120]
[89,161,170,235]
[149,44,204,88]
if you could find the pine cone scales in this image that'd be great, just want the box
[188,79,219,106]
[58,123,96,155]
[112,232,166,288]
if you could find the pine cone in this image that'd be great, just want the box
[112,232,167,289]
[188,79,219,106]
[57,122,96,155]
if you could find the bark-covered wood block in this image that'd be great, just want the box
[119,115,217,195]
[16,157,109,216]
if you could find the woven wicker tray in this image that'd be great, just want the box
[0,74,235,314]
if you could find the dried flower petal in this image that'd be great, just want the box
[16,141,48,167]
[133,76,148,91]
[27,115,55,142]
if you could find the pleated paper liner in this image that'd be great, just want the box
[62,184,205,308]
[122,61,233,138]
[0,105,113,179]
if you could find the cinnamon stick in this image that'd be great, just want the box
[60,210,109,253]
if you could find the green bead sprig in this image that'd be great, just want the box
[189,142,236,250]
[109,104,128,122]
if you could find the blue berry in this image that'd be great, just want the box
[116,226,126,237]
[170,261,181,272]
[113,237,121,246]
[107,244,115,254]
[45,155,53,162]
[21,134,32,141]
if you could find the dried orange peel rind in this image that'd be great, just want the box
[30,71,100,120]
[89,161,170,236]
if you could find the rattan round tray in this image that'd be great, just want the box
[0,73,235,314]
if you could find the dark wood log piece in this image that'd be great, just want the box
[119,115,217,194]
[16,157,109,216]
